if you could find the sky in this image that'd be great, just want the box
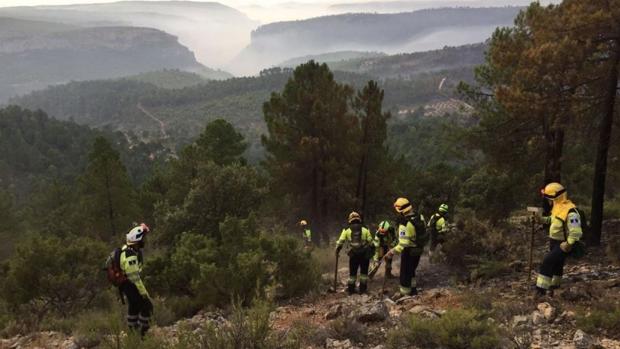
[0,0,551,8]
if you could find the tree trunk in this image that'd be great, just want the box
[542,125,564,216]
[589,47,620,246]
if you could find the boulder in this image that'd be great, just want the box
[573,330,594,349]
[531,311,545,326]
[326,338,354,349]
[325,304,343,320]
[537,302,556,322]
[512,315,530,327]
[350,301,389,323]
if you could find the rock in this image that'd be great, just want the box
[371,345,386,349]
[326,338,354,349]
[350,301,389,323]
[573,330,593,349]
[512,315,529,327]
[537,302,556,322]
[531,311,545,326]
[325,304,343,320]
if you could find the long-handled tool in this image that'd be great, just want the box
[382,258,389,295]
[331,253,340,292]
[526,207,541,283]
[368,259,382,279]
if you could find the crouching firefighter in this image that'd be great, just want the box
[373,220,396,278]
[429,203,449,253]
[535,183,584,297]
[385,198,428,298]
[336,212,374,294]
[105,223,153,337]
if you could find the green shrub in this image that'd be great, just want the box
[0,234,109,330]
[576,306,620,335]
[147,216,320,307]
[442,213,522,280]
[388,309,501,349]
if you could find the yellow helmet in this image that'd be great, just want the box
[541,182,566,199]
[348,211,361,223]
[393,197,413,214]
[299,220,308,226]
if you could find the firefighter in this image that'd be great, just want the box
[385,198,427,298]
[429,203,449,252]
[120,223,153,337]
[336,212,374,294]
[373,220,397,278]
[299,220,312,246]
[535,182,583,297]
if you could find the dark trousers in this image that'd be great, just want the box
[400,248,422,295]
[538,240,567,289]
[120,282,153,335]
[348,251,370,292]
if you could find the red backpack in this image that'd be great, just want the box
[105,247,127,287]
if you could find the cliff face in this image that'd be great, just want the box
[0,20,203,102]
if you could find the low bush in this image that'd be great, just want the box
[387,308,502,349]
[0,234,109,331]
[576,305,620,336]
[442,212,523,280]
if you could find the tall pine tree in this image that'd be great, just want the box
[79,137,138,239]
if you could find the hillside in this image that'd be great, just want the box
[328,43,486,80]
[0,18,208,103]
[329,0,558,13]
[232,7,519,74]
[278,51,387,68]
[0,1,259,68]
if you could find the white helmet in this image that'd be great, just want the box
[126,223,149,245]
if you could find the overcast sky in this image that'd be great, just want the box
[0,0,551,7]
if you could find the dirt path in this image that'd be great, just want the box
[137,102,168,139]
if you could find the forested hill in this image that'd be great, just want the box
[328,44,486,80]
[0,18,206,103]
[10,67,469,161]
[233,7,520,74]
[0,106,170,198]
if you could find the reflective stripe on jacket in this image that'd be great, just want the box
[120,245,149,297]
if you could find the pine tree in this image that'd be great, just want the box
[195,118,247,166]
[262,61,359,243]
[79,137,138,239]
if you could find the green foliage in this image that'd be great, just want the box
[129,69,208,89]
[442,213,522,279]
[388,308,502,349]
[148,217,320,307]
[195,119,247,166]
[79,137,139,239]
[0,234,109,328]
[576,305,620,335]
[169,299,275,349]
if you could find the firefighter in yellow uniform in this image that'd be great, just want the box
[299,220,312,247]
[120,223,153,337]
[385,198,427,298]
[535,183,583,296]
[336,212,373,294]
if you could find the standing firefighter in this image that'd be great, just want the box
[535,183,583,297]
[299,220,312,246]
[385,198,428,298]
[106,223,153,337]
[429,203,449,252]
[336,212,373,294]
[373,220,397,278]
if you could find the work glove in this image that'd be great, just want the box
[335,245,342,256]
[384,249,394,260]
[560,241,573,253]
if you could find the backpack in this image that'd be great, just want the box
[411,213,429,248]
[350,225,363,251]
[104,247,127,287]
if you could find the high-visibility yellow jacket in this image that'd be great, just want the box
[337,224,372,252]
[120,245,149,297]
[541,208,583,244]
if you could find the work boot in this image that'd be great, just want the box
[386,268,395,279]
[533,286,547,300]
[411,287,418,296]
[359,283,368,294]
[347,283,356,295]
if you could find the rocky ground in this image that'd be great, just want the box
[3,221,620,349]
